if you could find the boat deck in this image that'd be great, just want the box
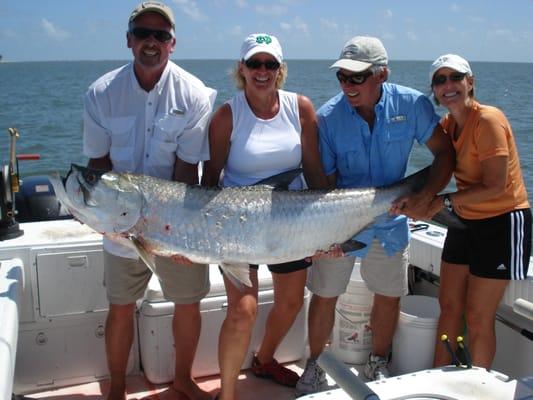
[21,362,320,400]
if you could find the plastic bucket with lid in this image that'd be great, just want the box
[331,262,374,364]
[390,295,440,375]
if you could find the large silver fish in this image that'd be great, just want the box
[49,165,431,286]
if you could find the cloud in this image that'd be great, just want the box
[278,0,307,5]
[320,18,338,32]
[41,19,70,40]
[450,4,461,12]
[1,28,17,39]
[384,9,393,19]
[172,0,207,21]
[279,16,309,35]
[229,25,243,36]
[487,28,515,41]
[235,0,248,7]
[406,31,419,41]
[469,16,485,23]
[255,4,288,15]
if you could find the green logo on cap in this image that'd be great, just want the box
[256,35,272,45]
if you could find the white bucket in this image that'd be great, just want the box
[390,295,440,375]
[331,262,374,364]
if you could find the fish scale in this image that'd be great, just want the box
[49,165,429,267]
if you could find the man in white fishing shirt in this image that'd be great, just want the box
[83,2,216,399]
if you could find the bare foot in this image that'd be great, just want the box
[172,379,212,400]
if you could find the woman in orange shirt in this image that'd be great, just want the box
[427,54,531,368]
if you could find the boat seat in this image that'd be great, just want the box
[144,263,275,303]
[0,258,23,400]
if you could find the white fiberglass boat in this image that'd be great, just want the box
[1,145,533,400]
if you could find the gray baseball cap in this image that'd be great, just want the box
[129,1,175,28]
[330,36,388,72]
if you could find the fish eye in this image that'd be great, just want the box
[85,172,96,184]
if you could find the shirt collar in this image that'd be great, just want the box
[128,61,171,95]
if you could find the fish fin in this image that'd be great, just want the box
[220,263,252,290]
[431,208,466,229]
[128,236,158,275]
[385,166,432,193]
[339,239,367,254]
[254,168,303,189]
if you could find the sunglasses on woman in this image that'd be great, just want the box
[244,59,281,71]
[432,72,466,86]
[129,27,173,43]
[336,70,374,85]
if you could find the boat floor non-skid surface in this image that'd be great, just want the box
[21,362,326,400]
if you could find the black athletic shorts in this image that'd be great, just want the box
[442,208,531,280]
[249,258,311,274]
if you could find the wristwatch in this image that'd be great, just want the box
[443,194,453,210]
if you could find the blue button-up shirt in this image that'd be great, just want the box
[317,82,440,256]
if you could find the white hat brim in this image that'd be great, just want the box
[243,48,282,63]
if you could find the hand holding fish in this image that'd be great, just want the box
[390,191,435,220]
[307,244,345,261]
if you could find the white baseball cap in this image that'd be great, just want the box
[240,33,283,63]
[330,36,388,72]
[429,54,472,83]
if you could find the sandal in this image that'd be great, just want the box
[251,354,299,387]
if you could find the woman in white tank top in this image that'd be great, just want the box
[202,33,328,399]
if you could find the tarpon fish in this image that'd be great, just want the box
[49,164,432,286]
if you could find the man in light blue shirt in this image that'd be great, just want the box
[296,36,454,395]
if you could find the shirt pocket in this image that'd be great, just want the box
[384,119,409,142]
[108,116,136,171]
[338,148,367,183]
[383,120,412,164]
[148,113,186,168]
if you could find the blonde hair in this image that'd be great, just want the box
[232,61,288,90]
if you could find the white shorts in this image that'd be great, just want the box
[306,240,409,298]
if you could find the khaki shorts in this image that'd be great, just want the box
[103,251,210,305]
[307,240,409,298]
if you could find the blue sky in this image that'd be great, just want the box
[2,0,533,62]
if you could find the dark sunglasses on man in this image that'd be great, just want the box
[432,72,467,86]
[336,70,374,85]
[129,27,173,43]
[244,59,281,71]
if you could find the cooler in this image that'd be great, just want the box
[2,220,139,395]
[138,264,310,383]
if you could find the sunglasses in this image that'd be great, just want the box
[244,59,281,71]
[129,27,173,43]
[336,70,374,85]
[432,72,466,86]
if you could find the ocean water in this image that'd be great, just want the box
[1,59,532,201]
